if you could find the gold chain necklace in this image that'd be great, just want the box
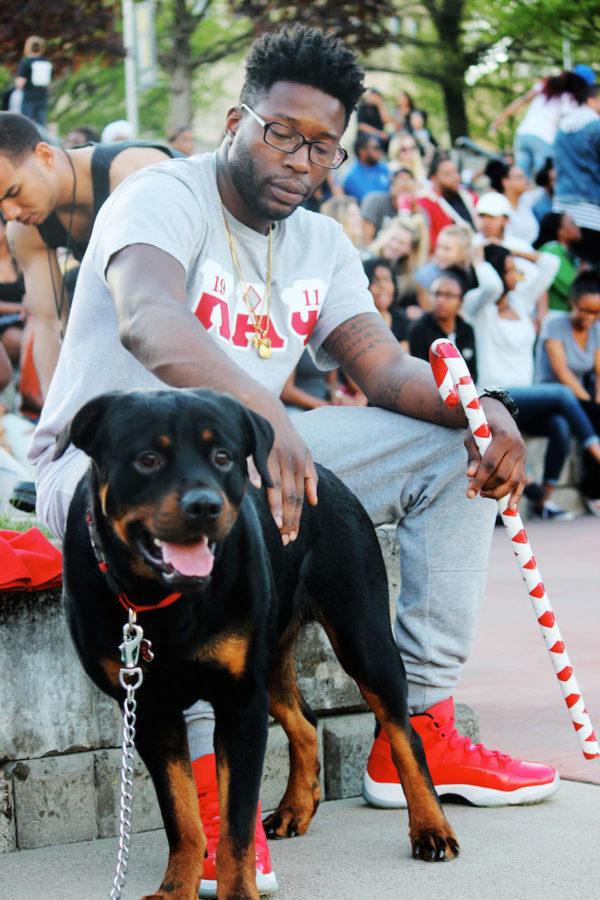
[220,203,273,359]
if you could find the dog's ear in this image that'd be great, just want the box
[241,407,274,488]
[52,392,124,460]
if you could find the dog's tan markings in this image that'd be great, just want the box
[146,759,205,898]
[216,758,258,899]
[196,633,249,678]
[201,429,214,442]
[99,483,109,516]
[111,503,156,546]
[150,492,184,534]
[358,684,458,861]
[99,657,121,691]
[263,646,321,839]
[155,491,180,519]
[157,435,171,448]
[213,496,239,541]
[130,557,156,580]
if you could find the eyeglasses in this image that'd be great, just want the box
[240,103,348,169]
[432,290,462,299]
[575,306,600,317]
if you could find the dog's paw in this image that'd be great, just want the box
[262,806,312,839]
[411,828,460,862]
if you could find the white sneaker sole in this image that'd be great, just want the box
[362,770,560,808]
[199,869,279,898]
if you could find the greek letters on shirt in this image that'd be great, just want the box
[191,259,327,353]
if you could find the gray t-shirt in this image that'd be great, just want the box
[30,152,376,467]
[536,311,600,385]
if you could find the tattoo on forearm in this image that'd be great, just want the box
[324,315,396,366]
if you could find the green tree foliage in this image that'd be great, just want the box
[2,1,598,147]
[489,0,600,63]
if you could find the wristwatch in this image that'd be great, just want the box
[478,388,519,420]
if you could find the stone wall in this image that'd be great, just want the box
[0,527,477,853]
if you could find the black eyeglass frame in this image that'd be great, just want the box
[240,103,348,170]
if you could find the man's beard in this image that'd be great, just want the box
[227,140,311,223]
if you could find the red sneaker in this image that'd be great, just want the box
[363,697,560,808]
[192,754,279,898]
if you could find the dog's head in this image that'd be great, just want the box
[54,389,274,587]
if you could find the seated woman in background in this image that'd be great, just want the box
[407,109,437,166]
[409,266,477,381]
[320,195,372,261]
[533,212,581,312]
[465,245,600,519]
[363,257,410,349]
[536,268,600,513]
[387,131,426,182]
[369,218,427,317]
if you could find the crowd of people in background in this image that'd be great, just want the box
[0,44,599,523]
[289,68,600,521]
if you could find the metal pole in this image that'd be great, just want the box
[122,0,139,137]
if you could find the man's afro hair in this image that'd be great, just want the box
[240,25,365,125]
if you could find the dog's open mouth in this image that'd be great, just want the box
[136,528,216,582]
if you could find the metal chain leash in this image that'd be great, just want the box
[110,610,152,900]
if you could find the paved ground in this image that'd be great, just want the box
[459,516,600,785]
[2,515,599,899]
[2,781,598,899]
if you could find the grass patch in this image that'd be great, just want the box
[0,510,54,539]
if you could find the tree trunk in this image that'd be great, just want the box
[441,74,469,142]
[168,60,194,129]
[423,0,470,141]
[163,0,197,130]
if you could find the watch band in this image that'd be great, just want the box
[478,388,519,420]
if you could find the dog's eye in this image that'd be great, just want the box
[211,448,232,470]
[134,451,164,473]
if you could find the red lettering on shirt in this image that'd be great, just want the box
[194,292,231,340]
[290,309,319,345]
[231,313,286,349]
[302,288,320,306]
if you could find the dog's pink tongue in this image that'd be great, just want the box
[161,537,214,577]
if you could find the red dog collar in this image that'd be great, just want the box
[115,589,182,614]
[86,513,182,614]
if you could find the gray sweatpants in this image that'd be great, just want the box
[185,407,495,759]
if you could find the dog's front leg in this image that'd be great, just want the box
[213,688,270,900]
[135,708,205,900]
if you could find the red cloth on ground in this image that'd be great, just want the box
[0,528,62,591]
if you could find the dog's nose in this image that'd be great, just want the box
[180,488,223,522]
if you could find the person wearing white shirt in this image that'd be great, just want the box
[473,191,558,319]
[462,242,600,519]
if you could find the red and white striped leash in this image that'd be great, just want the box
[429,338,599,760]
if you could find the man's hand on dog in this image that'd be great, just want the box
[247,408,318,545]
[464,398,526,511]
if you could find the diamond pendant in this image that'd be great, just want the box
[257,337,272,359]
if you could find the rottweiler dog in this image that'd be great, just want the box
[55,388,458,900]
